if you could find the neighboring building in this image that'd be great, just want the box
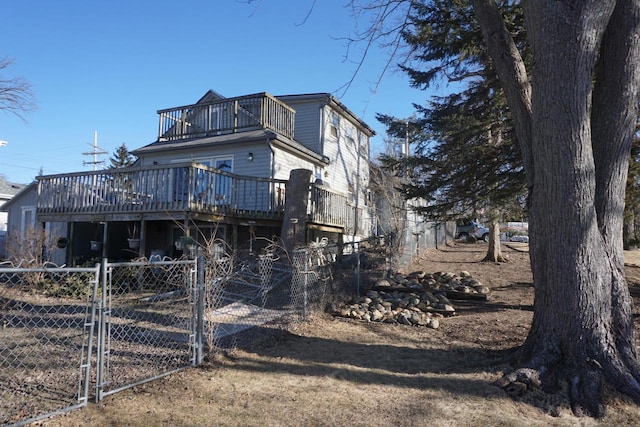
[33,90,376,264]
[0,177,28,259]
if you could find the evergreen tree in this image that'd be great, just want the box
[109,143,135,169]
[378,0,526,261]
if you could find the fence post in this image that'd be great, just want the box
[303,250,308,320]
[196,256,205,364]
[96,257,109,402]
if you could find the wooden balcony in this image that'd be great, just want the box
[37,163,288,222]
[36,164,364,234]
[157,93,295,142]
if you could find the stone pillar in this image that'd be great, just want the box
[281,169,312,252]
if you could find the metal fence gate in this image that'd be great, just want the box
[0,264,101,427]
[96,258,198,400]
[1,247,334,426]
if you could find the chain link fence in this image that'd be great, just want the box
[1,238,386,426]
[0,262,100,427]
[201,241,327,350]
[97,258,198,400]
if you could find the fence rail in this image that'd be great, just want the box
[37,165,361,232]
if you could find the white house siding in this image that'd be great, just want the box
[320,105,370,208]
[3,185,40,260]
[137,143,272,178]
[272,148,317,181]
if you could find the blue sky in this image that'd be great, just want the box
[0,0,432,184]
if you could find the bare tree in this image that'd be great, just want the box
[0,57,36,120]
[369,161,406,269]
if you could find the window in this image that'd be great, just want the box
[329,112,340,139]
[171,156,233,204]
[345,126,355,147]
[359,137,369,158]
[213,157,233,205]
[21,206,36,236]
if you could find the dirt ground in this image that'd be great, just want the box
[41,243,640,427]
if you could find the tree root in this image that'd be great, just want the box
[494,368,542,397]
[568,359,604,418]
[482,254,508,263]
[494,359,640,418]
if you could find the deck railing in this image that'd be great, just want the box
[308,185,374,236]
[37,165,368,233]
[157,93,295,141]
[309,185,352,228]
[37,163,288,219]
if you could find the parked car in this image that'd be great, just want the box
[456,221,490,242]
[509,234,530,243]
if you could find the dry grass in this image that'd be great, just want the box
[40,243,640,427]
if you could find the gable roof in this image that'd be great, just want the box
[0,182,36,211]
[195,89,226,104]
[0,176,28,200]
[276,93,376,137]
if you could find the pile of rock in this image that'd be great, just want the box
[331,270,490,328]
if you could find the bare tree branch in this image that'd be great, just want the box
[0,58,36,121]
[295,0,318,26]
[334,1,415,99]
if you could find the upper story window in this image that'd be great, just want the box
[329,112,340,139]
[345,126,356,147]
[359,136,369,158]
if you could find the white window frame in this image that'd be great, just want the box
[329,112,340,139]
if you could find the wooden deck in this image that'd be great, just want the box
[36,163,362,232]
[37,163,287,222]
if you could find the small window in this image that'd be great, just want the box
[329,112,340,139]
[345,127,355,146]
[359,139,369,157]
[21,206,36,237]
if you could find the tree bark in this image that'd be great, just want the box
[472,0,640,416]
[483,217,505,262]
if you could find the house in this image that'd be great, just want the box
[1,183,67,265]
[0,177,28,259]
[34,90,376,264]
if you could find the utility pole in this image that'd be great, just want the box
[82,130,107,171]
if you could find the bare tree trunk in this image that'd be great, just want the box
[483,217,505,262]
[623,208,636,249]
[472,0,640,416]
[522,0,640,417]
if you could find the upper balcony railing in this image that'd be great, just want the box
[157,93,295,142]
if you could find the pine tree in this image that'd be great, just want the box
[109,143,135,169]
[378,0,526,261]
